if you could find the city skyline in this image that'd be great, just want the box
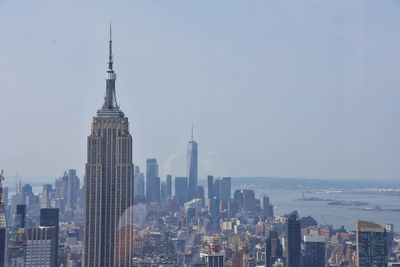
[1,1,400,181]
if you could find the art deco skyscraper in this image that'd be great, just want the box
[187,127,198,201]
[84,26,134,267]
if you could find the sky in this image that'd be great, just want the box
[0,0,399,183]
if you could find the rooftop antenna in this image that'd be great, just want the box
[191,124,194,142]
[108,22,113,71]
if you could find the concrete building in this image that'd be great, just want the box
[26,227,57,267]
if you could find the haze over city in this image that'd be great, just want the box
[1,0,400,181]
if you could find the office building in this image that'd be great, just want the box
[356,220,388,267]
[233,189,256,213]
[201,253,224,267]
[84,26,134,267]
[160,181,167,202]
[26,227,57,267]
[265,231,283,267]
[207,175,214,199]
[287,212,301,267]
[175,177,188,207]
[146,159,160,203]
[134,166,145,200]
[15,204,26,229]
[66,169,80,211]
[214,177,231,202]
[0,175,7,267]
[208,197,220,219]
[166,175,172,198]
[263,196,273,218]
[303,235,325,267]
[40,208,59,267]
[187,127,198,201]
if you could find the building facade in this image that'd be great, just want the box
[303,235,325,267]
[84,26,134,267]
[356,220,388,267]
[26,227,57,267]
[287,212,301,267]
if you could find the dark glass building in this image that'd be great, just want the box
[40,208,59,267]
[303,235,325,267]
[265,230,283,267]
[287,212,301,267]
[15,204,26,229]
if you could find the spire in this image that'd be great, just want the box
[98,23,121,115]
[191,124,194,142]
[108,22,113,71]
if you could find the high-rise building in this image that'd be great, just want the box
[207,175,214,199]
[40,208,59,267]
[208,197,220,219]
[146,159,160,203]
[134,166,145,201]
[187,127,198,201]
[26,227,57,267]
[356,220,388,267]
[214,177,231,203]
[84,26,134,267]
[15,204,26,229]
[0,173,7,267]
[233,189,256,213]
[166,175,172,198]
[66,169,80,211]
[262,196,273,218]
[386,224,394,257]
[287,212,301,267]
[160,181,167,202]
[303,235,325,267]
[175,177,188,206]
[265,231,283,267]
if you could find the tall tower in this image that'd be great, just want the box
[187,126,198,201]
[84,26,134,267]
[287,211,301,267]
[0,170,7,267]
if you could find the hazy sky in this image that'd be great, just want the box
[0,0,399,182]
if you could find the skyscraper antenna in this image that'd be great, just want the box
[108,22,113,71]
[191,124,194,141]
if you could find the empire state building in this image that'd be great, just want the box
[84,27,134,267]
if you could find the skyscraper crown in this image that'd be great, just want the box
[97,24,124,118]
